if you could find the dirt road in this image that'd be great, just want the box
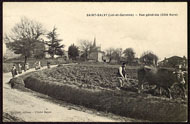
[3,64,141,122]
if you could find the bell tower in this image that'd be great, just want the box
[93,37,96,47]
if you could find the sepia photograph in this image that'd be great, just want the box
[2,2,188,122]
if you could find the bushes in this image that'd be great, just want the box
[9,77,25,89]
[23,75,187,122]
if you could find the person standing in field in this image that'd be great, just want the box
[11,64,17,78]
[173,65,187,98]
[117,62,127,90]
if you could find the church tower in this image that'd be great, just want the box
[93,37,96,47]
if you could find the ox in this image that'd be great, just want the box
[137,66,186,99]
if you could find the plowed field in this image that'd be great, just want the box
[32,64,138,90]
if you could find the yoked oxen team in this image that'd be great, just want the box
[117,60,187,99]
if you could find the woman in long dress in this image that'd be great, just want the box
[18,63,22,74]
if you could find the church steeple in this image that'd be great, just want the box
[93,37,96,47]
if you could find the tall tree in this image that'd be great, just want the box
[116,48,123,58]
[68,44,79,60]
[105,47,115,62]
[45,27,64,58]
[115,48,123,61]
[105,48,122,63]
[78,40,92,60]
[123,48,135,64]
[4,17,45,67]
[55,48,65,57]
[33,41,46,59]
[140,51,158,66]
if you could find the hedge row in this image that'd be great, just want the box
[23,75,187,122]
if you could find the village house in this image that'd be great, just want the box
[158,56,187,69]
[87,38,105,62]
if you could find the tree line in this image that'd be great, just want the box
[69,39,158,66]
[4,17,158,66]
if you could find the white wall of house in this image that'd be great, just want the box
[97,52,104,62]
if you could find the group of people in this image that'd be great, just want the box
[34,61,52,70]
[11,63,29,78]
[11,61,51,78]
[35,61,41,70]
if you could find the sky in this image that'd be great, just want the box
[3,2,187,60]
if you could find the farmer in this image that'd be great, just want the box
[117,62,128,90]
[172,65,187,98]
[18,63,22,74]
[11,64,17,78]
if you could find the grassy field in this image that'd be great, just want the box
[11,64,187,122]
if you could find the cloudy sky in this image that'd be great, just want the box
[3,2,187,60]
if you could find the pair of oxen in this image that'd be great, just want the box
[136,66,187,99]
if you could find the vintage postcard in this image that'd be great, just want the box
[3,2,188,122]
